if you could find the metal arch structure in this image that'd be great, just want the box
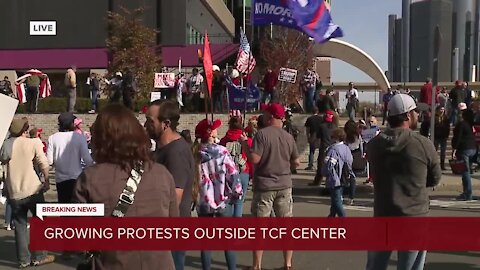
[313,38,391,91]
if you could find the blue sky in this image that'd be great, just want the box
[330,0,402,82]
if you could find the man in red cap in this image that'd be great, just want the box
[240,103,299,270]
[309,110,336,187]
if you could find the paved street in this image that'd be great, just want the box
[0,165,479,270]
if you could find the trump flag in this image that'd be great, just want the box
[253,0,343,43]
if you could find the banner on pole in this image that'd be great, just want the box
[226,79,260,111]
[154,73,175,89]
[278,68,298,84]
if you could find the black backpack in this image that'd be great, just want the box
[340,161,351,187]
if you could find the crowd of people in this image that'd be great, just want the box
[2,75,477,270]
[0,99,302,270]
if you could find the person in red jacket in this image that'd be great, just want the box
[219,112,252,217]
[262,67,278,104]
[420,77,433,105]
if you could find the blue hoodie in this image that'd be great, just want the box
[322,142,354,188]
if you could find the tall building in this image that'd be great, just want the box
[388,0,480,82]
[410,0,452,82]
[452,0,477,81]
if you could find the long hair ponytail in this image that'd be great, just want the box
[191,137,202,203]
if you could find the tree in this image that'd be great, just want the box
[106,7,161,99]
[260,27,314,106]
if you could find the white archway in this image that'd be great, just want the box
[314,38,391,91]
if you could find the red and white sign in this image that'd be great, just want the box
[154,73,175,89]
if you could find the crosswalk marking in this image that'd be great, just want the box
[342,200,480,212]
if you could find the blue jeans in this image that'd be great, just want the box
[198,205,236,270]
[305,87,315,113]
[450,107,458,125]
[233,173,249,217]
[366,250,427,270]
[349,178,356,200]
[308,143,317,168]
[91,90,98,111]
[348,106,356,121]
[328,186,345,217]
[4,201,12,226]
[10,192,47,265]
[457,148,476,199]
[172,250,186,270]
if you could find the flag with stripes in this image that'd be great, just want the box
[14,69,52,104]
[235,28,256,74]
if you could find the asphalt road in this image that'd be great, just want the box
[0,169,479,270]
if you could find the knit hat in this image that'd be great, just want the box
[9,118,28,135]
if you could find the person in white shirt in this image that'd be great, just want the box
[47,112,93,203]
[188,68,204,112]
[346,82,359,120]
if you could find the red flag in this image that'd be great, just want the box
[203,32,213,98]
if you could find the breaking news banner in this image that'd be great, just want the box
[28,208,480,251]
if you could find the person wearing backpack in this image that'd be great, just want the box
[219,112,251,217]
[322,128,354,217]
[193,118,242,270]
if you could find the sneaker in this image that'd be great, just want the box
[456,194,472,201]
[88,110,96,114]
[32,255,55,267]
[6,225,11,231]
[349,199,354,206]
[18,262,30,268]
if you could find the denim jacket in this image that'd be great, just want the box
[322,142,354,188]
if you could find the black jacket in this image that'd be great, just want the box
[452,121,476,151]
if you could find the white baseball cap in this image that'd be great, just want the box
[115,71,123,77]
[388,94,428,116]
[213,65,220,71]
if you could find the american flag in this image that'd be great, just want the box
[235,28,256,74]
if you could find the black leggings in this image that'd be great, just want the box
[56,179,76,203]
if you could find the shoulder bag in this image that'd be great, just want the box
[76,164,144,270]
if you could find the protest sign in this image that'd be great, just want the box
[154,73,175,89]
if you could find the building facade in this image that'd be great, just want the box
[0,0,235,70]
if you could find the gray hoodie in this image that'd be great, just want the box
[367,128,441,217]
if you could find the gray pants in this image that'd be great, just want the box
[10,192,47,265]
[67,87,76,112]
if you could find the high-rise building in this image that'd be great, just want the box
[388,0,480,82]
[452,0,477,81]
[410,0,453,82]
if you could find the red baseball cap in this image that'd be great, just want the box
[195,119,222,140]
[325,110,334,123]
[261,103,285,119]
